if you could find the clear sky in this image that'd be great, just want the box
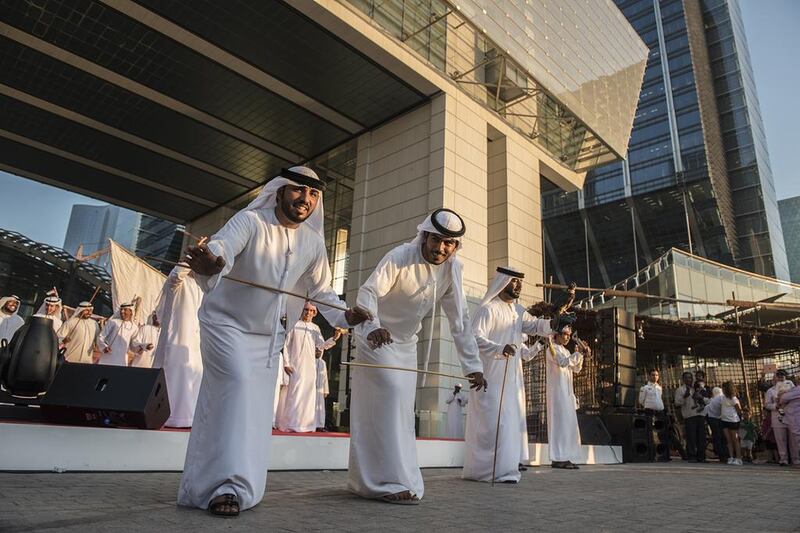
[0,0,798,250]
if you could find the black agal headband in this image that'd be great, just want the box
[430,208,466,238]
[282,167,327,192]
[496,266,525,278]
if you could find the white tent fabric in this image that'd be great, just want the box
[108,239,167,325]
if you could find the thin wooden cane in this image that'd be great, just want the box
[341,361,467,381]
[491,354,511,487]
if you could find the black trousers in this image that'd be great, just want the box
[707,416,728,462]
[684,416,706,461]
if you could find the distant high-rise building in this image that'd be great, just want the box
[778,196,800,283]
[542,0,789,287]
[63,205,141,267]
[136,214,184,274]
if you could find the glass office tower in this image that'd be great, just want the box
[542,0,789,288]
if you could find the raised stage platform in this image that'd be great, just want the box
[0,421,622,471]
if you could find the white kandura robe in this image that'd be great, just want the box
[273,350,288,425]
[57,317,99,364]
[277,321,335,432]
[178,208,348,511]
[131,324,160,368]
[152,267,203,428]
[445,391,468,439]
[315,357,329,430]
[546,342,584,463]
[98,318,137,366]
[349,244,483,500]
[0,310,24,343]
[463,299,551,482]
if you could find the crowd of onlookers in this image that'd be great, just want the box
[640,367,799,465]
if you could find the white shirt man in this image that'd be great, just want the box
[98,303,137,366]
[35,290,63,332]
[152,264,204,428]
[57,301,99,364]
[315,352,330,430]
[445,384,468,439]
[348,209,486,505]
[130,313,160,368]
[276,303,338,432]
[0,295,24,343]
[177,167,370,517]
[765,371,796,465]
[463,266,552,483]
[639,370,665,412]
[545,320,587,469]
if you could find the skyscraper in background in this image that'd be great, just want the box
[542,0,789,288]
[136,214,184,274]
[63,205,141,267]
[778,196,800,284]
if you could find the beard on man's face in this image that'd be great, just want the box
[279,190,314,223]
[503,284,521,299]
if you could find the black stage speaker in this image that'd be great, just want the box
[577,413,612,445]
[40,363,170,429]
[601,413,654,463]
[597,307,637,408]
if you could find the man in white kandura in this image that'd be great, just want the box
[151,263,203,428]
[57,301,99,364]
[0,295,24,343]
[315,347,331,431]
[463,266,552,483]
[445,383,468,439]
[349,209,487,505]
[35,290,63,332]
[544,319,589,469]
[98,302,137,366]
[178,166,371,517]
[130,312,160,368]
[277,302,341,432]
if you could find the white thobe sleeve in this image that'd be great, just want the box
[445,394,455,405]
[194,211,253,293]
[130,326,146,353]
[638,386,647,407]
[555,347,582,372]
[520,343,535,362]
[355,250,401,337]
[521,313,553,337]
[440,283,483,376]
[302,242,349,329]
[56,320,69,342]
[98,320,116,351]
[674,386,687,407]
[313,326,336,351]
[473,306,504,358]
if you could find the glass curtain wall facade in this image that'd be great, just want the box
[778,196,800,284]
[543,0,788,290]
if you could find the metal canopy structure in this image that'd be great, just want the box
[0,0,429,223]
[0,228,112,317]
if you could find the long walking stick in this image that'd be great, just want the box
[491,354,511,487]
[341,361,467,381]
[143,257,349,312]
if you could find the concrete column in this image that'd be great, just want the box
[486,128,544,305]
[344,91,489,436]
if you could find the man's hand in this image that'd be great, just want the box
[467,372,487,392]
[367,328,392,349]
[284,365,294,376]
[103,347,111,354]
[315,348,323,357]
[333,328,345,341]
[146,343,154,351]
[62,337,70,344]
[502,344,516,357]
[345,306,372,326]
[185,244,225,276]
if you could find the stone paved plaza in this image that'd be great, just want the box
[1,463,798,532]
